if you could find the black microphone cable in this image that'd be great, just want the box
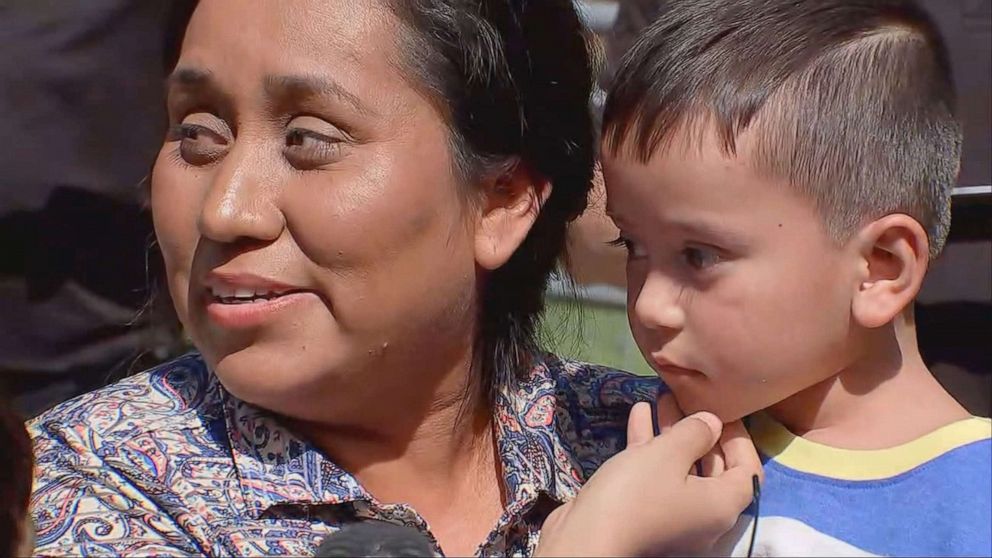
[746,474,761,558]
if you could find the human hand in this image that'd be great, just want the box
[652,393,755,480]
[536,393,762,557]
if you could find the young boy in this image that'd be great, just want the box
[595,0,991,555]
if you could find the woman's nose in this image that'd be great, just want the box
[197,145,285,244]
[630,270,686,333]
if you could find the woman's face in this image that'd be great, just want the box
[152,0,481,420]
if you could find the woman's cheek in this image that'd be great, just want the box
[151,157,204,325]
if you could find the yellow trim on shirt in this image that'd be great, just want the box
[750,413,992,481]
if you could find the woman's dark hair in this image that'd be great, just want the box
[163,1,598,407]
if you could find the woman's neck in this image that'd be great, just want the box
[291,357,497,491]
[318,397,496,496]
[295,381,505,556]
[768,315,969,450]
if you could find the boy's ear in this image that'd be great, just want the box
[850,214,930,328]
[475,162,552,270]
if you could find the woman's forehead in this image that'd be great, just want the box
[179,0,403,92]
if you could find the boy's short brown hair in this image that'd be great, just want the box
[604,0,962,259]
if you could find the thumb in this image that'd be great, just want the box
[627,401,656,447]
[650,411,723,471]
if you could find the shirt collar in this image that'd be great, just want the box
[223,384,369,519]
[219,354,583,519]
[492,353,585,511]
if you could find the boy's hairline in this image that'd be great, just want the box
[601,103,940,264]
[603,20,932,161]
[602,22,952,260]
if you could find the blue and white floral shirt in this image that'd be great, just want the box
[29,352,659,556]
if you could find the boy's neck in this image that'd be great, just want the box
[767,313,970,450]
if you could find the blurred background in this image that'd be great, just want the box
[0,0,988,417]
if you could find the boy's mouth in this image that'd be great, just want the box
[655,364,703,377]
[650,355,703,377]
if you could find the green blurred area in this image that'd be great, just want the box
[540,293,654,377]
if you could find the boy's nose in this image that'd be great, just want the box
[629,270,686,333]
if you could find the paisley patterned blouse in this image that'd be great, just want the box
[29,352,660,556]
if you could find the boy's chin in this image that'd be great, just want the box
[672,392,752,424]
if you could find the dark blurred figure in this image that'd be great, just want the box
[911,0,991,418]
[0,1,183,416]
[0,394,33,556]
[604,0,664,79]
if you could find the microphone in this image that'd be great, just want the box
[315,520,437,557]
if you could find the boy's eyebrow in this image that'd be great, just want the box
[667,218,748,246]
[604,207,627,229]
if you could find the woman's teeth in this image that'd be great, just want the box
[209,286,294,303]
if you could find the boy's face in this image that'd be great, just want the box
[603,127,860,422]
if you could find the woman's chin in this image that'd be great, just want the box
[206,345,346,415]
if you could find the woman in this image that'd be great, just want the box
[28,1,755,556]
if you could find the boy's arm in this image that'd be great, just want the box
[536,401,762,557]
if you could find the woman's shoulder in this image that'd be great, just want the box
[538,353,665,476]
[28,354,233,556]
[28,352,219,447]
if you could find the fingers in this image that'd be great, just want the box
[698,465,761,515]
[627,401,655,447]
[655,392,683,433]
[649,411,723,471]
[682,469,756,544]
[688,420,765,519]
[719,420,764,484]
[699,445,726,477]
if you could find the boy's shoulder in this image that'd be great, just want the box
[739,415,992,557]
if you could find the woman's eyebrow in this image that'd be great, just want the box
[164,66,236,113]
[166,67,220,96]
[263,74,375,117]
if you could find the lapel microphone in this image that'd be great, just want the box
[314,520,437,557]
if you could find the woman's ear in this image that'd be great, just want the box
[850,214,930,328]
[474,163,552,270]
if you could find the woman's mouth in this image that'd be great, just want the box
[209,285,305,304]
[202,278,316,328]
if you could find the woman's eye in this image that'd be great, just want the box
[285,129,339,151]
[283,116,347,169]
[682,246,723,270]
[169,113,230,166]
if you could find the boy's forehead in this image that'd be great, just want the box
[603,123,751,195]
[602,124,816,229]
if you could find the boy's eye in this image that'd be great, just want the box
[607,235,647,260]
[682,246,723,270]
